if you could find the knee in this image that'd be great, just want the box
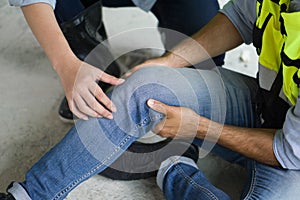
[111,66,174,102]
[111,66,202,112]
[128,66,170,84]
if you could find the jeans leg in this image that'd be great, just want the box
[19,121,139,200]
[155,68,300,200]
[155,67,259,199]
[151,0,225,66]
[157,156,231,200]
[8,66,228,199]
[240,160,300,200]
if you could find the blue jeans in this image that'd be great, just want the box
[54,0,225,66]
[152,69,300,199]
[157,151,300,200]
[9,67,300,199]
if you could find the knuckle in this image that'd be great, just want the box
[94,86,103,96]
[97,91,104,98]
[77,103,87,111]
[85,96,96,105]
[102,99,111,107]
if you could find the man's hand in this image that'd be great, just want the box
[147,99,200,138]
[58,58,125,120]
[147,99,280,166]
[125,56,173,77]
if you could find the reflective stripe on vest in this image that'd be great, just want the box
[254,0,300,105]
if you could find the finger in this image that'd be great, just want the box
[91,83,116,113]
[81,88,113,119]
[74,94,101,118]
[158,128,175,138]
[68,98,89,120]
[154,125,176,138]
[72,106,89,121]
[147,99,174,116]
[98,71,125,86]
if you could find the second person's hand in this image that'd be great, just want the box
[56,56,125,120]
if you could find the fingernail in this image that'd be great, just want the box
[111,105,117,113]
[107,114,113,120]
[147,99,155,106]
[118,79,125,84]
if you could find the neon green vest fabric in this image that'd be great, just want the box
[254,0,300,105]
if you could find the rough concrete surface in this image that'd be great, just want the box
[1,1,258,199]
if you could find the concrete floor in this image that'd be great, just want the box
[0,1,258,199]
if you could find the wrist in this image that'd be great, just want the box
[197,116,208,138]
[52,52,81,76]
[164,52,190,68]
[197,117,223,142]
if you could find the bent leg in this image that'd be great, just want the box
[9,66,228,199]
[240,160,300,200]
[157,156,231,200]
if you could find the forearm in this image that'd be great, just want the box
[198,117,280,166]
[165,13,243,68]
[20,3,124,119]
[21,3,79,73]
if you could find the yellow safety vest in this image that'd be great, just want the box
[253,0,300,105]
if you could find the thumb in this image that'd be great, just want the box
[147,99,170,115]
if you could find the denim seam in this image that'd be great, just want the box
[157,156,199,190]
[133,114,163,132]
[53,113,162,199]
[243,161,257,200]
[173,161,219,200]
[52,134,132,200]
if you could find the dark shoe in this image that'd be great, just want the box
[99,139,199,180]
[0,193,15,200]
[58,97,74,123]
[60,1,106,61]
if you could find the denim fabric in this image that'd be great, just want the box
[154,69,300,200]
[11,66,224,199]
[158,152,300,200]
[54,0,225,65]
[9,67,300,199]
[156,156,199,190]
[158,156,231,200]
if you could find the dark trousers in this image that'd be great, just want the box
[54,0,225,66]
